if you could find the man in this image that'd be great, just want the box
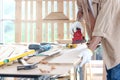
[71,0,120,80]
[90,0,120,79]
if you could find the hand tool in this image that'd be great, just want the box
[72,28,86,44]
[0,50,35,66]
[17,59,38,70]
[66,43,77,49]
[28,43,51,53]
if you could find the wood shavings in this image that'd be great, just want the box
[39,65,56,73]
[40,61,48,64]
[39,69,50,73]
[51,65,56,70]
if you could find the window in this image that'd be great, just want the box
[0,0,15,43]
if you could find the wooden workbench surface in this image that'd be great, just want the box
[0,63,72,75]
[0,44,81,77]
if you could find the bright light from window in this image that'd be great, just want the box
[3,0,15,19]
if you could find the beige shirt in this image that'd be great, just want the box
[92,0,120,69]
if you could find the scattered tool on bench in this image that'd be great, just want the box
[28,43,51,53]
[17,58,39,70]
[0,48,35,66]
[66,43,77,49]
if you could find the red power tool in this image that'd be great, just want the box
[72,28,85,44]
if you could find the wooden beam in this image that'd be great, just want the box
[15,0,22,43]
[67,0,70,18]
[45,0,48,16]
[51,0,54,12]
[30,0,34,42]
[57,0,63,12]
[67,23,70,39]
[36,0,42,42]
[57,0,64,39]
[72,0,75,20]
[51,23,54,42]
[25,0,28,42]
[44,0,48,42]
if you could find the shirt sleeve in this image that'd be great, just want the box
[92,0,112,37]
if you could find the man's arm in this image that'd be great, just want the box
[88,36,102,51]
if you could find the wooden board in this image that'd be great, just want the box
[0,63,72,75]
[27,56,47,64]
[48,48,81,65]
[39,45,62,56]
[0,45,35,66]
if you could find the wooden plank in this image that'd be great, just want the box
[0,63,72,75]
[44,0,48,42]
[58,23,64,39]
[25,0,28,42]
[42,23,45,42]
[75,0,77,20]
[44,12,69,20]
[0,47,15,60]
[72,0,75,20]
[46,23,48,42]
[36,0,42,42]
[51,0,54,12]
[67,23,71,39]
[30,0,33,20]
[27,56,47,64]
[30,23,34,42]
[0,47,9,57]
[45,0,48,16]
[51,23,54,42]
[30,1,34,42]
[67,0,70,18]
[15,0,22,43]
[48,48,81,65]
[57,0,64,39]
[57,0,63,12]
[43,20,75,23]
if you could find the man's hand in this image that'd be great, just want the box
[78,48,93,67]
[70,21,84,35]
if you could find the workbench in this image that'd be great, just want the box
[0,44,83,80]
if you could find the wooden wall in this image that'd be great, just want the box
[15,0,102,43]
[15,0,78,43]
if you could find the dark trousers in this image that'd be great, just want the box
[106,64,120,80]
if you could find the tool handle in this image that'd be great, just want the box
[17,66,26,70]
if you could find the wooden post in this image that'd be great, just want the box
[67,0,70,18]
[30,0,34,42]
[51,0,54,42]
[57,0,64,39]
[72,0,75,20]
[51,0,54,12]
[24,0,28,42]
[15,0,22,43]
[45,0,48,42]
[51,22,54,42]
[67,1,70,39]
[36,0,42,42]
